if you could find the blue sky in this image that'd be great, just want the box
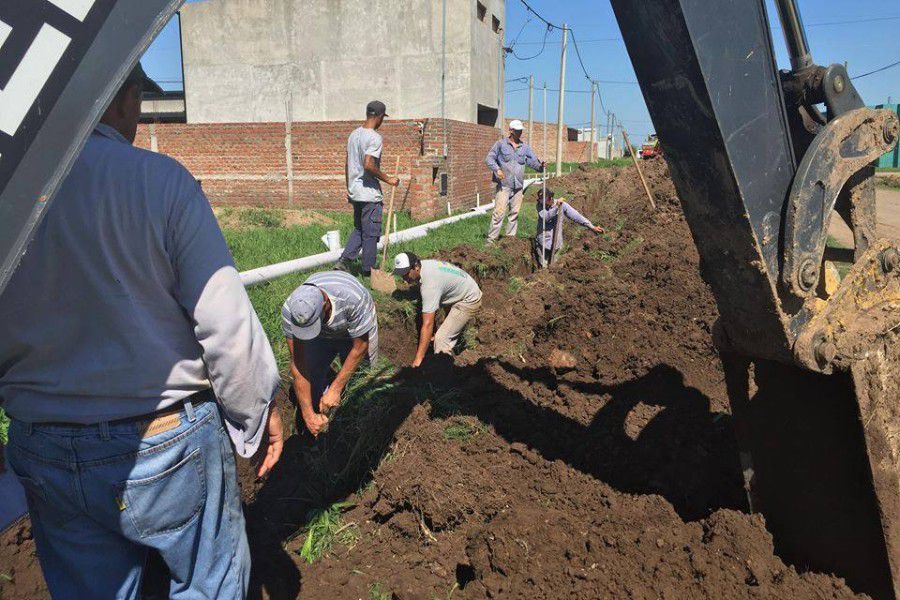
[142,0,899,142]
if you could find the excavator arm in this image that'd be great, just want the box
[610,0,900,597]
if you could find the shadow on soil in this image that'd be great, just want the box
[243,354,745,599]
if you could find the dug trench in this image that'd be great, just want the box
[0,161,867,599]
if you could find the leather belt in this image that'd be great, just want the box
[41,389,214,429]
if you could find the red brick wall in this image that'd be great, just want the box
[135,118,498,219]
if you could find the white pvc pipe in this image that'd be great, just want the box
[239,178,544,288]
[240,202,496,287]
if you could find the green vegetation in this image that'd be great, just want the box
[297,500,358,563]
[507,276,524,294]
[231,204,540,371]
[878,178,900,190]
[369,583,392,600]
[443,419,484,443]
[526,157,630,175]
[0,408,8,445]
[225,208,416,272]
[877,167,900,173]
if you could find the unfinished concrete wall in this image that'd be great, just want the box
[180,0,504,125]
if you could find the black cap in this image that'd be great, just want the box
[124,62,164,95]
[366,100,388,117]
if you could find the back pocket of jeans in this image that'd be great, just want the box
[120,448,206,538]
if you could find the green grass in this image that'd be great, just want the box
[877,167,900,172]
[369,583,392,600]
[235,203,541,372]
[526,158,630,175]
[225,209,418,272]
[442,419,484,443]
[0,408,8,445]
[297,500,358,563]
[507,276,524,294]
[878,178,900,190]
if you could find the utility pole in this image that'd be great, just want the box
[555,24,568,177]
[441,0,447,156]
[604,111,610,159]
[543,82,548,163]
[527,74,534,144]
[497,26,505,137]
[589,81,596,163]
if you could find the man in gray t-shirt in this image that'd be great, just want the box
[336,100,400,276]
[393,252,483,367]
[282,271,379,437]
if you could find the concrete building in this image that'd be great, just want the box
[140,91,186,123]
[179,0,505,125]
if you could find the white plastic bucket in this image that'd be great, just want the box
[320,230,341,251]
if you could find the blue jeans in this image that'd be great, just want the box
[339,201,383,274]
[6,400,250,599]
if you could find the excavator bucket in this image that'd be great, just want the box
[609,0,900,597]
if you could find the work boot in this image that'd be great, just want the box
[333,260,350,272]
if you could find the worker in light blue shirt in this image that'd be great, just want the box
[0,63,281,599]
[485,119,545,244]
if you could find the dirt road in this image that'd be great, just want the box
[828,186,900,246]
[877,186,900,241]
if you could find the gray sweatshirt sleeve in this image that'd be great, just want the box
[562,202,595,229]
[168,183,280,458]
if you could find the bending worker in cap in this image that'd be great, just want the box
[393,253,482,367]
[0,63,281,598]
[535,188,604,266]
[336,100,400,276]
[485,119,545,245]
[282,271,378,437]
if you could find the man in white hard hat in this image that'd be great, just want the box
[393,252,482,367]
[484,119,545,245]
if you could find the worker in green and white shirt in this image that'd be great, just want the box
[393,252,482,367]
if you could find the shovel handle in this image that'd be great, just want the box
[381,156,401,269]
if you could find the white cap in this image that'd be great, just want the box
[509,119,524,131]
[393,252,413,276]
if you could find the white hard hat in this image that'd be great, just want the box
[509,119,524,131]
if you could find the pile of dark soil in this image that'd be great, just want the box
[0,162,866,599]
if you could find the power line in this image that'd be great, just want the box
[852,58,900,80]
[806,14,900,27]
[515,37,620,45]
[517,0,562,29]
[510,24,553,61]
[568,29,593,84]
[513,15,900,45]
